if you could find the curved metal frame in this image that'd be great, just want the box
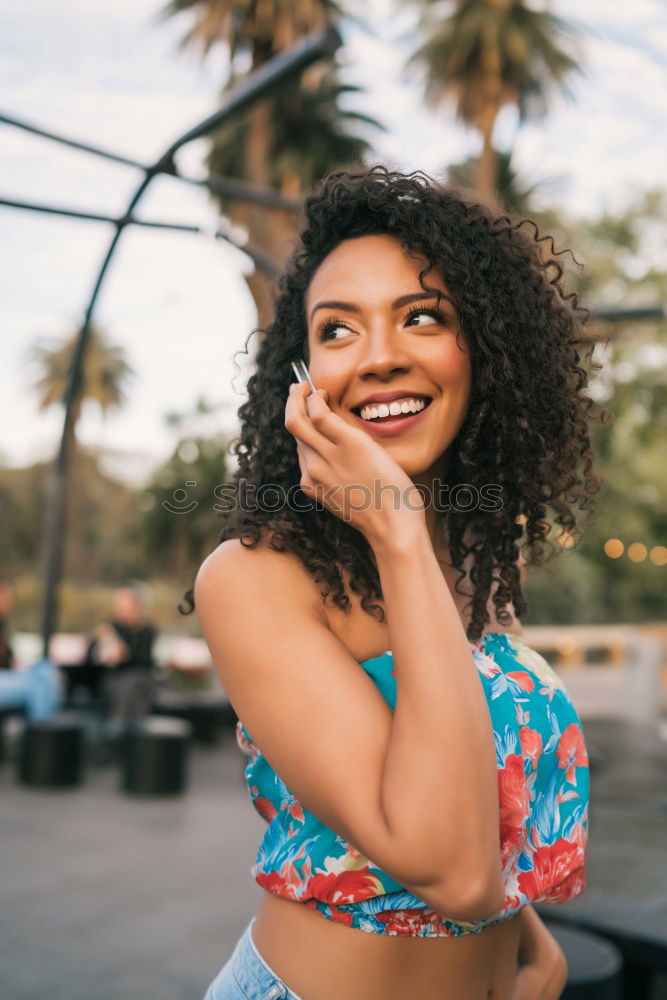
[1,24,341,655]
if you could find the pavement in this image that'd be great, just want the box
[1,716,667,1000]
[0,727,265,1000]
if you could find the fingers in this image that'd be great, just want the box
[295,438,320,475]
[295,438,327,505]
[285,380,347,448]
[285,381,326,455]
[306,390,348,447]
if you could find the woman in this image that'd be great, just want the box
[186,166,608,1000]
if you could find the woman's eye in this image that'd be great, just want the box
[318,318,350,341]
[405,307,445,327]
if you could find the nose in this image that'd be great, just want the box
[354,327,413,381]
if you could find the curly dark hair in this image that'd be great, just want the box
[180,164,612,641]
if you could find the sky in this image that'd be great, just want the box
[1,0,666,483]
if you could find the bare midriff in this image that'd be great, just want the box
[252,891,522,1000]
[245,534,526,1000]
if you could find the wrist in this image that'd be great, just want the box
[367,515,431,561]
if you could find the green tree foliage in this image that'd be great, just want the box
[521,191,667,625]
[445,148,555,214]
[0,451,138,586]
[137,432,232,580]
[207,71,385,201]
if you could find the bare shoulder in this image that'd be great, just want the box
[195,534,327,623]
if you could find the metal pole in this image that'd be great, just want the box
[591,306,666,323]
[0,110,304,213]
[38,24,341,656]
[0,197,283,275]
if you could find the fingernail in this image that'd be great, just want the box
[289,383,297,394]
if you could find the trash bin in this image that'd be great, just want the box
[545,923,623,1000]
[17,713,86,788]
[121,715,192,796]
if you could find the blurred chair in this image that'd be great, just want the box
[120,715,192,796]
[537,898,667,1000]
[543,922,622,999]
[17,712,86,788]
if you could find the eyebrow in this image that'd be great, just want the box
[309,291,451,323]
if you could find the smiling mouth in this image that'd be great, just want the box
[351,397,433,423]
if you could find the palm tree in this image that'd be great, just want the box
[159,0,383,324]
[30,324,133,439]
[207,67,384,209]
[407,0,582,204]
[162,0,345,184]
[29,326,134,575]
[445,148,560,215]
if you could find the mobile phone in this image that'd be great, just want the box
[290,359,317,394]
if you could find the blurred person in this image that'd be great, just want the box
[0,579,15,670]
[185,167,603,1000]
[88,585,157,737]
[0,579,59,720]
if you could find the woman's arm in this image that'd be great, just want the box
[281,382,504,917]
[513,905,568,1000]
[372,524,506,916]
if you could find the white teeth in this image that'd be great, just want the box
[359,397,427,422]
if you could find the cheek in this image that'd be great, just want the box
[433,340,472,391]
[306,354,347,397]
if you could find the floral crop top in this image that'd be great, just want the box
[235,632,589,937]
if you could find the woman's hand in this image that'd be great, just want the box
[284,381,426,546]
[512,906,568,1000]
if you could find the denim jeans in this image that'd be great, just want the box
[203,918,305,1000]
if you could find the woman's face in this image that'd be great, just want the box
[304,233,472,480]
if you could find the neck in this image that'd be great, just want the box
[410,452,450,552]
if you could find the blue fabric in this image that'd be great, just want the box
[0,658,60,719]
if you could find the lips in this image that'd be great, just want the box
[351,397,433,437]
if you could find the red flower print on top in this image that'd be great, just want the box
[256,869,289,896]
[506,672,535,692]
[556,723,589,784]
[518,838,585,900]
[254,796,278,823]
[305,900,355,926]
[377,909,447,935]
[519,726,543,770]
[281,798,305,824]
[306,870,382,905]
[498,753,530,867]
